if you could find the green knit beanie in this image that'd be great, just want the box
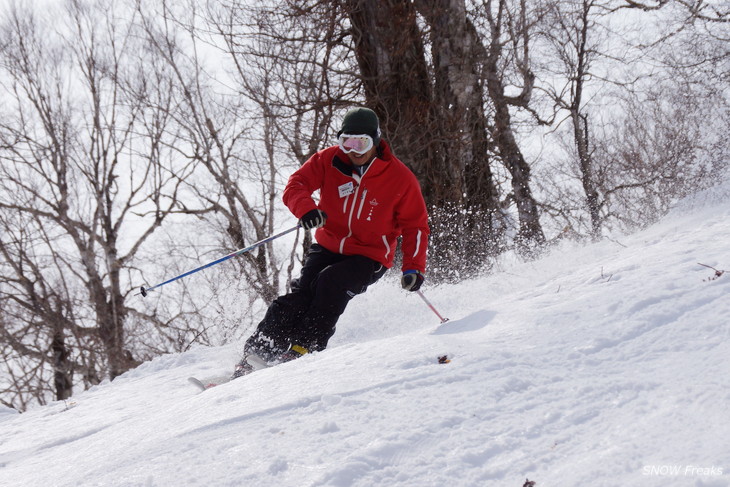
[338,107,381,146]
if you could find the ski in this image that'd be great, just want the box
[245,354,270,370]
[187,376,231,392]
[190,354,447,392]
[188,356,272,392]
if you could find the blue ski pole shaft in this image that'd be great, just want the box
[139,224,300,297]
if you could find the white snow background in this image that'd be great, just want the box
[1,180,729,487]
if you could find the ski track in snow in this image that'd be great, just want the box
[1,182,730,487]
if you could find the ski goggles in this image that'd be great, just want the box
[338,134,374,155]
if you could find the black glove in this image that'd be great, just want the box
[401,270,425,292]
[300,209,327,230]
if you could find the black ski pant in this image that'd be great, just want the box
[244,244,387,360]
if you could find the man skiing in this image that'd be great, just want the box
[232,107,429,378]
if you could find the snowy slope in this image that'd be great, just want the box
[1,183,729,487]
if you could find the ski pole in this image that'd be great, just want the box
[138,224,300,297]
[416,290,449,324]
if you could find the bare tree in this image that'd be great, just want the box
[135,0,346,306]
[413,0,508,274]
[615,0,729,23]
[540,0,606,237]
[0,1,185,407]
[534,0,729,236]
[476,0,547,250]
[205,0,356,266]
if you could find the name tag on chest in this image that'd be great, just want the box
[338,182,355,198]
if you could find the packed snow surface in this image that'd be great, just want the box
[1,183,729,487]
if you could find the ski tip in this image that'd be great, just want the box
[188,376,224,391]
[245,354,271,370]
[187,377,207,391]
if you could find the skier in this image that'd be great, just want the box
[232,107,429,378]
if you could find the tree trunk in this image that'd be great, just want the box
[573,111,601,237]
[51,328,73,401]
[345,0,438,184]
[571,0,602,238]
[489,95,545,247]
[482,0,545,249]
[416,0,507,272]
[417,0,501,213]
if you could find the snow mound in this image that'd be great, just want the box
[1,185,729,486]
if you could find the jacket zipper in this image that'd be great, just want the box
[338,162,374,253]
[339,182,360,253]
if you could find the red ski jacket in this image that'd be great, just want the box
[283,141,429,274]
